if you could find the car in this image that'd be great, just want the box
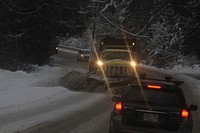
[77,49,90,62]
[109,76,198,133]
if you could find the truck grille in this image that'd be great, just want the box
[105,66,127,77]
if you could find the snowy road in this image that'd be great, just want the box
[0,48,200,133]
[19,49,113,133]
[50,48,88,70]
[22,95,112,133]
[1,93,111,133]
[24,48,200,133]
[0,49,113,133]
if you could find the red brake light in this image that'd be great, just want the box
[181,109,189,118]
[147,85,161,89]
[115,102,122,111]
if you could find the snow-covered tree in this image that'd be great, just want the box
[147,1,196,68]
[92,0,152,37]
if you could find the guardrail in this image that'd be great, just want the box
[58,45,80,51]
[58,45,89,52]
[57,45,90,56]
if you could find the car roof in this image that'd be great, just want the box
[129,75,184,87]
[134,80,177,87]
[128,83,181,95]
[130,79,182,90]
[123,76,186,96]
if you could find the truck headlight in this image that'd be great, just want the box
[97,60,103,66]
[131,61,136,67]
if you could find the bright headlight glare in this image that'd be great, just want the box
[131,61,136,67]
[81,54,84,57]
[97,60,103,66]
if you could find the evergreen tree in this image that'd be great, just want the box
[0,0,90,70]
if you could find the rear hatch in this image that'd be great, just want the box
[122,103,181,131]
[121,85,184,131]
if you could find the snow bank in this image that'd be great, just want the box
[0,65,108,132]
[140,63,200,78]
[0,66,70,115]
[171,63,200,73]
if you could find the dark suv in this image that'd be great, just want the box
[109,77,198,133]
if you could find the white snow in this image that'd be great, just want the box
[172,64,200,73]
[141,63,200,76]
[0,51,200,132]
[0,66,68,114]
[0,65,107,132]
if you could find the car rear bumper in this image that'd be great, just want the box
[111,116,192,133]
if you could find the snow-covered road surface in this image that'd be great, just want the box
[0,48,200,133]
[0,50,112,133]
[22,94,112,133]
[0,65,110,132]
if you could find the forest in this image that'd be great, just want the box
[0,0,200,71]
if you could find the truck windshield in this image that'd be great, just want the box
[102,51,131,61]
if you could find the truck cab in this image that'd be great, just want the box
[89,36,140,79]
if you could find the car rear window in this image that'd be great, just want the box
[123,86,182,108]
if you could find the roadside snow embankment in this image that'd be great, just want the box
[141,64,200,80]
[0,66,70,115]
[0,65,109,133]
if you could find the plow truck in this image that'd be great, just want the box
[89,35,141,85]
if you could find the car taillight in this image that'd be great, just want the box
[147,85,161,89]
[115,102,122,115]
[181,109,189,121]
[115,102,122,111]
[181,109,189,118]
